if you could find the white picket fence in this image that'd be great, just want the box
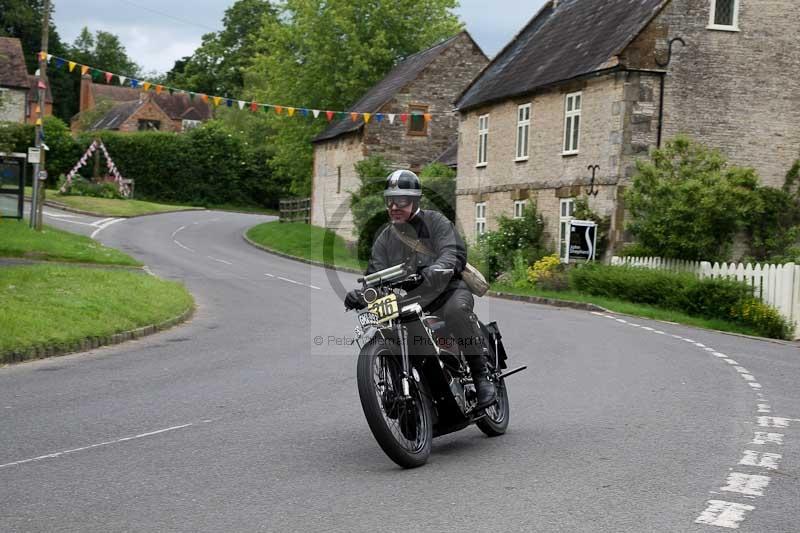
[611,256,800,339]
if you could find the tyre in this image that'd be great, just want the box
[357,339,433,468]
[476,377,510,437]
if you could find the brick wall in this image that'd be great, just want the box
[116,99,176,133]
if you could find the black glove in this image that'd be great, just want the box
[344,289,366,311]
[420,265,454,289]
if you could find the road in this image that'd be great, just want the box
[1,207,798,532]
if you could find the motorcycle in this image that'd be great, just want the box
[348,263,527,468]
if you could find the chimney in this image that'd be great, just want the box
[79,74,94,112]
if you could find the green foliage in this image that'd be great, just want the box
[419,162,456,222]
[350,155,392,260]
[569,264,791,339]
[626,136,761,261]
[473,201,549,280]
[246,0,462,194]
[57,175,124,199]
[41,117,81,180]
[743,185,800,262]
[573,196,611,259]
[68,27,141,77]
[527,254,568,291]
[166,0,277,97]
[0,121,33,155]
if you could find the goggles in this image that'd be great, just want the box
[385,196,414,209]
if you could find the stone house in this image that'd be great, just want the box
[0,37,53,124]
[310,31,488,239]
[454,0,800,260]
[73,76,212,133]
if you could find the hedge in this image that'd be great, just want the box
[570,263,792,339]
[0,119,286,208]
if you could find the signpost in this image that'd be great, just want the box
[0,153,27,220]
[566,219,598,262]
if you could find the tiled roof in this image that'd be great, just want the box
[90,83,212,121]
[456,0,666,111]
[0,37,32,89]
[313,32,466,143]
[432,140,457,168]
[87,100,144,131]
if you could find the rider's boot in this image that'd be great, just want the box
[466,351,496,410]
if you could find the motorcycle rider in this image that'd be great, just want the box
[344,169,496,409]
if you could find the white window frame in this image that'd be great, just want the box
[559,198,576,262]
[563,92,581,155]
[708,0,740,31]
[476,114,489,167]
[181,119,201,132]
[475,202,487,236]
[515,104,531,161]
[513,200,526,219]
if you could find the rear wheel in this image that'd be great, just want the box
[476,376,509,437]
[357,339,433,468]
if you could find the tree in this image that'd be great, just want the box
[68,27,140,76]
[246,0,462,195]
[418,162,456,222]
[165,0,277,97]
[350,155,392,260]
[625,136,762,261]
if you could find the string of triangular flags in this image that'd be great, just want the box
[39,51,445,125]
[61,139,131,198]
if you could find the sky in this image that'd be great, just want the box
[51,0,548,75]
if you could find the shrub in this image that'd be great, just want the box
[57,175,124,199]
[350,156,392,261]
[569,263,791,339]
[527,254,561,284]
[474,201,549,280]
[729,298,793,340]
[418,163,456,222]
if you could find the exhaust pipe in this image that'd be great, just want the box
[497,366,527,380]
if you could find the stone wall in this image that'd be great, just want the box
[626,0,800,188]
[0,88,26,123]
[311,132,365,239]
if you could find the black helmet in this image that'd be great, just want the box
[384,169,422,198]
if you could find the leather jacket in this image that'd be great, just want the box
[366,209,468,308]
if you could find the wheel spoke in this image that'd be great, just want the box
[370,350,427,453]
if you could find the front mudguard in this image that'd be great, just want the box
[357,324,390,351]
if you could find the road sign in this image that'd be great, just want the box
[38,170,48,181]
[27,147,41,164]
[566,219,598,262]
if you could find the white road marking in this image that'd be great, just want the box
[695,500,755,529]
[694,342,707,348]
[712,352,728,358]
[752,432,784,445]
[733,366,749,373]
[748,383,762,389]
[171,225,187,238]
[641,326,654,331]
[308,284,321,290]
[90,218,123,239]
[0,423,195,469]
[42,210,77,218]
[741,374,756,381]
[264,273,275,278]
[739,450,781,470]
[615,318,628,323]
[208,256,233,265]
[143,266,156,277]
[720,472,770,497]
[91,217,114,227]
[757,404,772,413]
[757,416,791,428]
[174,240,194,252]
[653,330,666,335]
[703,347,715,352]
[278,276,302,285]
[724,359,739,365]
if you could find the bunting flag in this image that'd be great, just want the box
[61,140,130,198]
[42,51,456,131]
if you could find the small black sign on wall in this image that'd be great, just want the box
[567,219,597,262]
[0,154,26,220]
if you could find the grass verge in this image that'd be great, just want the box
[0,220,141,266]
[0,265,193,357]
[492,283,764,338]
[246,221,367,271]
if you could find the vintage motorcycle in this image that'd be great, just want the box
[349,263,526,468]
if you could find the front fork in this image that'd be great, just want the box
[395,322,412,399]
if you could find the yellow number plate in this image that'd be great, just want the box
[368,294,399,323]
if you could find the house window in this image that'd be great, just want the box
[181,119,201,132]
[559,198,576,261]
[138,119,161,131]
[407,104,428,136]
[708,0,740,30]
[337,166,342,194]
[563,92,581,155]
[514,200,526,219]
[477,114,489,166]
[475,202,487,237]
[516,104,531,160]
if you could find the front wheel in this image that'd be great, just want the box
[476,377,510,436]
[357,339,433,468]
